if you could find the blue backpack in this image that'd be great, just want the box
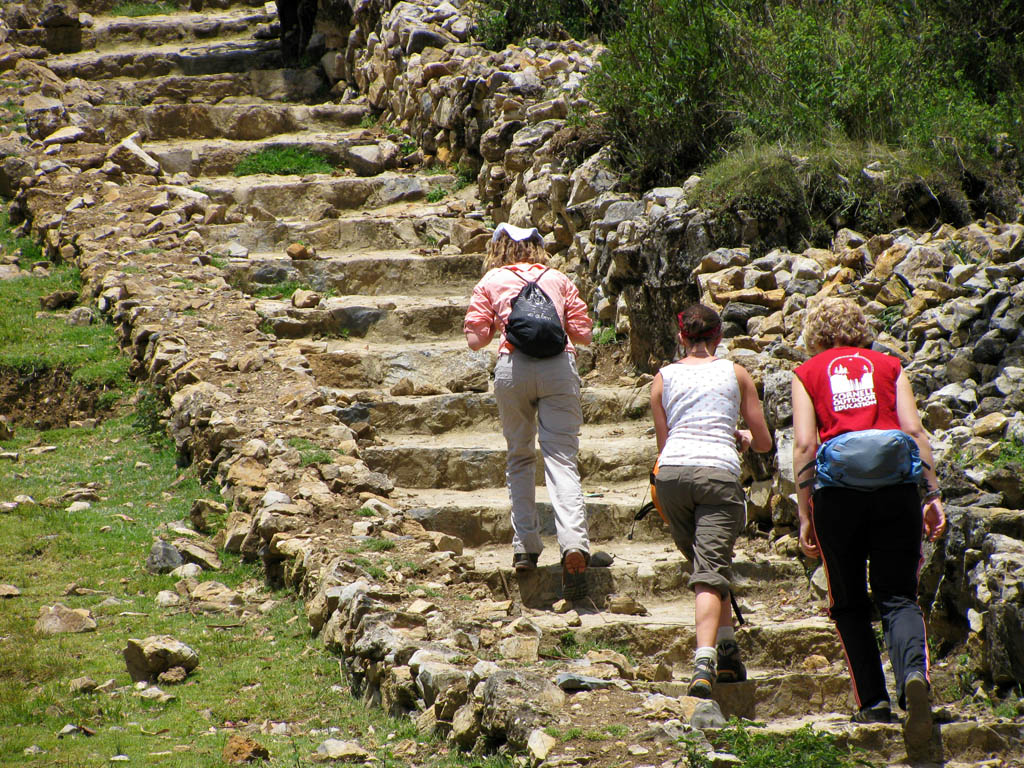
[801,429,925,491]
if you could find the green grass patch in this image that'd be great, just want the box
[0,416,463,765]
[0,99,25,129]
[286,437,333,467]
[550,631,635,665]
[991,438,1024,471]
[690,139,986,251]
[426,187,447,203]
[592,324,618,345]
[109,0,180,16]
[700,721,878,768]
[348,538,395,554]
[252,280,309,300]
[233,147,333,177]
[0,264,129,389]
[0,209,44,265]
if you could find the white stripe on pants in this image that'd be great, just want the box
[493,350,589,558]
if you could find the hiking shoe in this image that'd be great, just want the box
[512,552,539,572]
[561,549,588,601]
[852,700,892,724]
[688,657,716,699]
[903,671,933,756]
[715,639,747,684]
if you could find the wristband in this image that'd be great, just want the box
[922,488,941,502]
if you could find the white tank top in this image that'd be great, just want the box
[658,358,741,477]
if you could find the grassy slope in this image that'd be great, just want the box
[0,222,509,767]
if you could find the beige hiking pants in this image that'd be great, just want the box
[493,350,589,558]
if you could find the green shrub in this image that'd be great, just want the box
[472,0,624,50]
[589,0,1024,194]
[426,187,447,203]
[234,147,333,176]
[586,0,731,187]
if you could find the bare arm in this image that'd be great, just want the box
[735,364,773,453]
[792,374,820,558]
[650,373,668,453]
[895,370,946,541]
[464,281,495,351]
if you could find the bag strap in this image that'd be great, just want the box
[505,265,550,286]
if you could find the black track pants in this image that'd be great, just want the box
[812,483,929,710]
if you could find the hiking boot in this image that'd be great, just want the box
[512,552,539,572]
[688,657,716,699]
[852,700,892,724]
[715,639,747,684]
[903,671,933,756]
[561,549,588,601]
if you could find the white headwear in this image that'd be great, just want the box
[490,222,543,244]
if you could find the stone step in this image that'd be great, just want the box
[77,101,363,143]
[346,384,649,438]
[470,539,806,610]
[47,39,283,81]
[526,608,842,671]
[143,132,369,176]
[226,249,482,297]
[83,70,325,105]
[361,424,658,490]
[295,337,495,391]
[197,173,455,219]
[256,294,471,341]
[200,211,453,251]
[398,484,657,546]
[13,9,273,50]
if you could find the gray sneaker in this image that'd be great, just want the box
[716,639,747,683]
[903,671,933,756]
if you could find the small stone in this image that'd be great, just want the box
[407,599,438,615]
[314,739,369,762]
[66,500,91,512]
[35,604,96,635]
[606,594,649,615]
[428,531,464,555]
[286,242,310,260]
[145,540,183,574]
[555,673,613,692]
[527,728,557,762]
[551,599,571,613]
[690,699,727,729]
[973,412,1008,437]
[497,635,540,663]
[157,666,188,684]
[69,676,97,694]
[0,584,21,598]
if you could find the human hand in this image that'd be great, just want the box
[735,429,752,452]
[923,498,946,542]
[799,517,820,559]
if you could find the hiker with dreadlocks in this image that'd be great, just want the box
[649,304,772,697]
[464,223,594,600]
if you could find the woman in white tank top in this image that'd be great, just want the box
[649,304,772,699]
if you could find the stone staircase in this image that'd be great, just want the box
[9,2,1023,766]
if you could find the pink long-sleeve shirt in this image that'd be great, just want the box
[464,263,593,354]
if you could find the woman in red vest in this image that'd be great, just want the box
[792,297,945,757]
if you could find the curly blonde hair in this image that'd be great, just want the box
[482,234,549,272]
[803,297,873,353]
